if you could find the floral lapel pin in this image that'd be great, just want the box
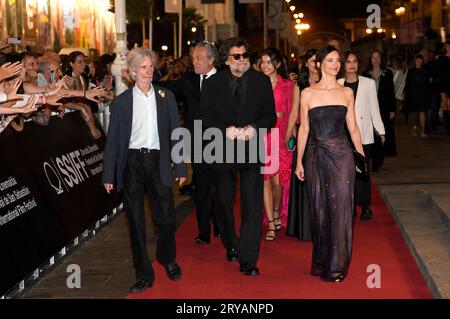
[158,89,165,98]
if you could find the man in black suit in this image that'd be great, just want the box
[157,41,220,244]
[201,37,276,276]
[102,47,187,293]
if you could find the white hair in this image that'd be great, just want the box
[126,47,157,80]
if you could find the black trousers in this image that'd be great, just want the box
[123,150,177,283]
[371,133,384,172]
[193,163,219,240]
[355,144,372,207]
[214,166,263,266]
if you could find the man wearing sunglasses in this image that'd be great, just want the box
[201,37,276,276]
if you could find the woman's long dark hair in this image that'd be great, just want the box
[66,51,86,75]
[342,50,359,77]
[66,51,89,89]
[89,58,107,85]
[315,44,339,81]
[258,47,287,78]
[367,49,387,71]
[298,48,317,90]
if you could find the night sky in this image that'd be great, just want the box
[289,0,383,33]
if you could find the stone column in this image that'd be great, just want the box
[111,0,129,97]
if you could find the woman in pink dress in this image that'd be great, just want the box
[259,48,294,241]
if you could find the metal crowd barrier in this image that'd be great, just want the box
[0,103,118,299]
[1,203,123,299]
[95,101,111,134]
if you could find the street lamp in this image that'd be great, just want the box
[161,45,168,52]
[285,0,291,2]
[298,12,304,18]
[296,23,310,31]
[395,6,405,16]
[296,19,301,24]
[366,28,373,34]
[293,13,299,19]
[290,5,295,12]
[297,30,302,35]
[191,27,197,33]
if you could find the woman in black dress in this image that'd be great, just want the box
[362,50,397,172]
[285,49,318,240]
[404,54,430,138]
[295,45,365,282]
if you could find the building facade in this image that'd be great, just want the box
[0,0,116,54]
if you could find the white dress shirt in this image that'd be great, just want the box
[129,85,160,150]
[199,67,217,90]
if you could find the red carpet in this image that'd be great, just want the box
[128,185,432,299]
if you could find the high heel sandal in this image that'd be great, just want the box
[265,220,276,241]
[273,208,282,232]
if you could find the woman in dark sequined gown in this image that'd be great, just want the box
[285,48,319,241]
[295,45,365,282]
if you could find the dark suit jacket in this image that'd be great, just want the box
[200,69,276,170]
[156,71,217,166]
[362,68,397,155]
[101,85,187,191]
[362,68,396,119]
[155,71,207,130]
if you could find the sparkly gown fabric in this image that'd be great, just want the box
[286,149,312,240]
[304,105,355,281]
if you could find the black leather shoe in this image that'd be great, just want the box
[360,208,373,221]
[240,264,259,276]
[128,279,152,293]
[194,236,210,244]
[164,262,182,281]
[226,248,239,262]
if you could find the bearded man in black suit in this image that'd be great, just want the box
[201,37,276,276]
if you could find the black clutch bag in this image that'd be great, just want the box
[353,150,368,178]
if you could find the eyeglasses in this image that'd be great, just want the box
[229,52,249,60]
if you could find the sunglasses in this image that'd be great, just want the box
[229,52,249,60]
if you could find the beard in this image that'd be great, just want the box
[229,61,250,75]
